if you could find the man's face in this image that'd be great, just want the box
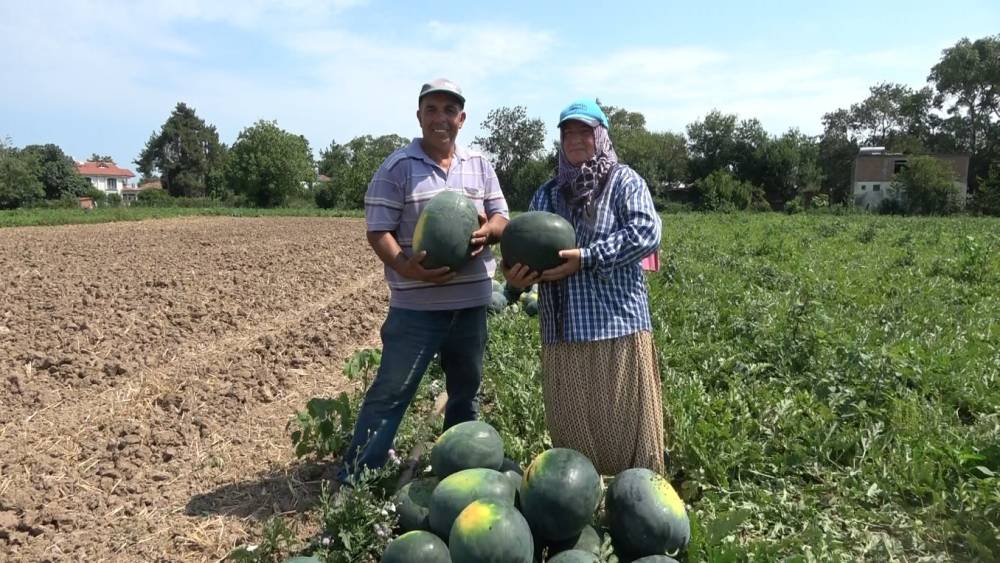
[416,92,466,152]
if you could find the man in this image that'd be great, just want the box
[337,78,509,484]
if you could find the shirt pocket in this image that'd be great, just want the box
[462,185,486,212]
[462,185,484,200]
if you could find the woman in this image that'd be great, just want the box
[504,98,665,475]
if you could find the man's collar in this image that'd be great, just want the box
[409,138,468,164]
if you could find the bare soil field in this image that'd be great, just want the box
[0,217,387,562]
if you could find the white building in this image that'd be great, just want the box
[76,161,136,195]
[851,148,970,209]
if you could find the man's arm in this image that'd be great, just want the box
[367,230,455,284]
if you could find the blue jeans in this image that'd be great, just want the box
[337,305,487,483]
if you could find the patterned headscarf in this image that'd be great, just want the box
[557,124,619,210]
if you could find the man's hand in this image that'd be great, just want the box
[394,251,455,284]
[538,249,582,282]
[502,262,540,290]
[470,212,491,257]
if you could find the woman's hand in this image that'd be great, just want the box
[538,249,582,282]
[502,262,540,289]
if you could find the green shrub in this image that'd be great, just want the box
[974,166,1000,216]
[694,170,760,211]
[314,182,337,209]
[892,155,961,215]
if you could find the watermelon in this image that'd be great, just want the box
[546,525,601,556]
[605,468,690,558]
[499,457,523,476]
[519,448,602,542]
[488,292,507,314]
[394,477,439,532]
[492,279,503,293]
[381,530,451,563]
[500,211,576,272]
[521,292,538,317]
[502,281,525,303]
[449,499,534,563]
[431,420,504,479]
[428,468,516,539]
[498,458,523,492]
[546,549,599,563]
[412,190,479,270]
[632,556,680,563]
[282,557,321,563]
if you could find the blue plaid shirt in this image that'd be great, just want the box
[530,165,661,344]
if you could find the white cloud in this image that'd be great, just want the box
[0,0,965,167]
[559,45,939,136]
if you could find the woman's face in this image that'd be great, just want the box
[560,120,596,166]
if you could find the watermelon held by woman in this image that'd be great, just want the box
[412,190,480,270]
[500,211,576,273]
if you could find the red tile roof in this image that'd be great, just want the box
[77,161,136,178]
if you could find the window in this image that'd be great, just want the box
[860,184,867,191]
[107,178,117,191]
[893,160,907,174]
[873,184,881,192]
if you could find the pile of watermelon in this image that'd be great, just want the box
[489,280,539,317]
[384,420,690,563]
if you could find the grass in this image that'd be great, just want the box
[653,213,998,561]
[480,212,999,561]
[0,206,364,228]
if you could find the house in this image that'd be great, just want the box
[301,173,332,191]
[77,160,136,196]
[851,147,970,209]
[121,178,163,204]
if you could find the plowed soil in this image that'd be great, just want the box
[0,217,388,562]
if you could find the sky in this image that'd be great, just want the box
[1,0,997,180]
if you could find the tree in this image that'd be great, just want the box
[847,83,934,151]
[818,109,859,204]
[507,158,554,210]
[929,35,1000,190]
[891,155,961,215]
[0,142,45,209]
[136,103,227,198]
[21,144,92,199]
[686,110,738,181]
[88,153,114,163]
[225,120,315,207]
[316,134,409,209]
[474,106,545,209]
[975,165,1000,216]
[757,129,823,206]
[599,102,689,201]
[929,36,1000,150]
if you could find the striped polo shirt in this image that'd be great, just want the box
[364,138,509,311]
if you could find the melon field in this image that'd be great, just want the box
[0,212,997,562]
